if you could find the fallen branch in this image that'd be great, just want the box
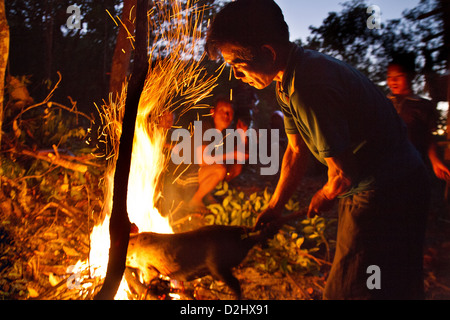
[285,272,312,300]
[11,72,94,125]
[19,149,88,173]
[35,201,84,219]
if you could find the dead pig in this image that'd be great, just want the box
[125,224,275,299]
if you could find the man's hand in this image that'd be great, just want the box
[254,134,309,230]
[254,207,281,231]
[306,152,357,218]
[307,189,336,219]
[236,119,249,132]
[432,161,450,182]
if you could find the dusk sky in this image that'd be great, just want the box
[274,0,421,42]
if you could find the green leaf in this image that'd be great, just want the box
[303,226,314,234]
[285,199,293,211]
[230,200,241,210]
[254,200,261,212]
[222,196,231,208]
[263,188,271,202]
[242,210,251,220]
[215,188,227,196]
[208,204,223,215]
[296,237,305,248]
[204,215,215,225]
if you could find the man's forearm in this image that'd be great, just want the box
[322,154,357,200]
[322,171,352,200]
[269,144,309,211]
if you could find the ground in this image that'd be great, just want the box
[223,165,450,300]
[1,162,450,300]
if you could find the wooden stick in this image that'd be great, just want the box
[19,149,88,173]
[94,0,149,300]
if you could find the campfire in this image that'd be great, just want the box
[67,0,221,300]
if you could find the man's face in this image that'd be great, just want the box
[221,44,278,90]
[212,101,234,131]
[387,65,412,96]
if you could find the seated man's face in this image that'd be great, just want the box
[213,101,234,131]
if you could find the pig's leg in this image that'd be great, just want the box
[124,267,148,297]
[210,266,242,300]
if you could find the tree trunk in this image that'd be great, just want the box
[0,0,9,148]
[94,0,149,300]
[437,0,450,202]
[441,0,450,160]
[44,0,54,81]
[109,0,137,100]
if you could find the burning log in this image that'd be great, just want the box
[94,0,149,300]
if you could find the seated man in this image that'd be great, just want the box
[188,98,249,212]
[165,98,249,223]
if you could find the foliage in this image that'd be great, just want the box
[205,181,336,276]
[5,0,231,114]
[305,0,446,92]
[5,0,123,110]
[0,81,103,299]
[205,181,269,227]
[1,84,101,209]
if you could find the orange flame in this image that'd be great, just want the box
[73,0,221,300]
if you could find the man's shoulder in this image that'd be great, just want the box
[406,94,435,109]
[291,47,359,90]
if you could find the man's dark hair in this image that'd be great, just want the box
[205,0,290,60]
[214,96,235,110]
[389,52,417,80]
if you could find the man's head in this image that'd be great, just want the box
[206,0,290,89]
[387,53,416,96]
[212,99,235,131]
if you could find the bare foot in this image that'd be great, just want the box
[187,200,210,215]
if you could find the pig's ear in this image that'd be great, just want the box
[130,223,139,234]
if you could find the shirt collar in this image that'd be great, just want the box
[387,93,422,102]
[279,43,303,95]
